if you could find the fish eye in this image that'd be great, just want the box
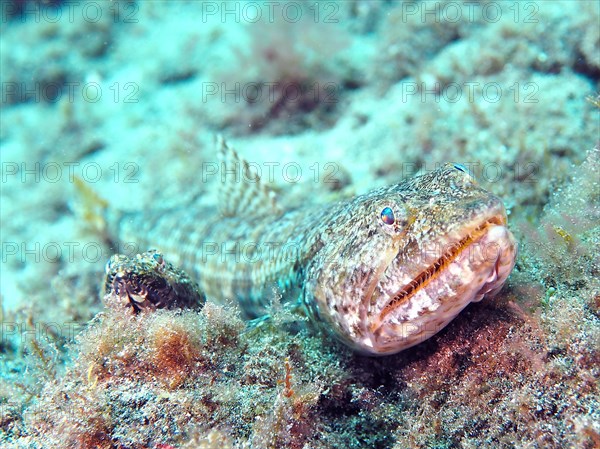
[378,204,410,236]
[152,252,164,266]
[381,207,395,225]
[453,163,468,173]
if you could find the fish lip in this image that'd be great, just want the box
[354,242,400,328]
[369,207,509,332]
[110,271,170,311]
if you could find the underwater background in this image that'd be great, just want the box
[1,1,599,447]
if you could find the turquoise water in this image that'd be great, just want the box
[1,1,599,447]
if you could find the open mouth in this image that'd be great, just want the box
[377,215,506,323]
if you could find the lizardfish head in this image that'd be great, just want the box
[303,163,517,356]
[104,250,205,312]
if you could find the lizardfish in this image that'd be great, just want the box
[104,138,517,355]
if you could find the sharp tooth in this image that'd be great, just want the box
[486,270,498,283]
[129,293,146,303]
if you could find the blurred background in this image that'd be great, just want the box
[0,1,599,447]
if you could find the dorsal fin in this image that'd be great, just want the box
[216,135,282,218]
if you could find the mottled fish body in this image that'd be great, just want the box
[106,138,517,355]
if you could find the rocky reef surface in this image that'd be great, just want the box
[1,1,598,448]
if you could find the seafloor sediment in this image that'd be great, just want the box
[1,1,598,448]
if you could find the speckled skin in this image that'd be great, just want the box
[104,250,205,312]
[111,143,517,355]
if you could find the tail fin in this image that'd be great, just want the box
[72,175,120,247]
